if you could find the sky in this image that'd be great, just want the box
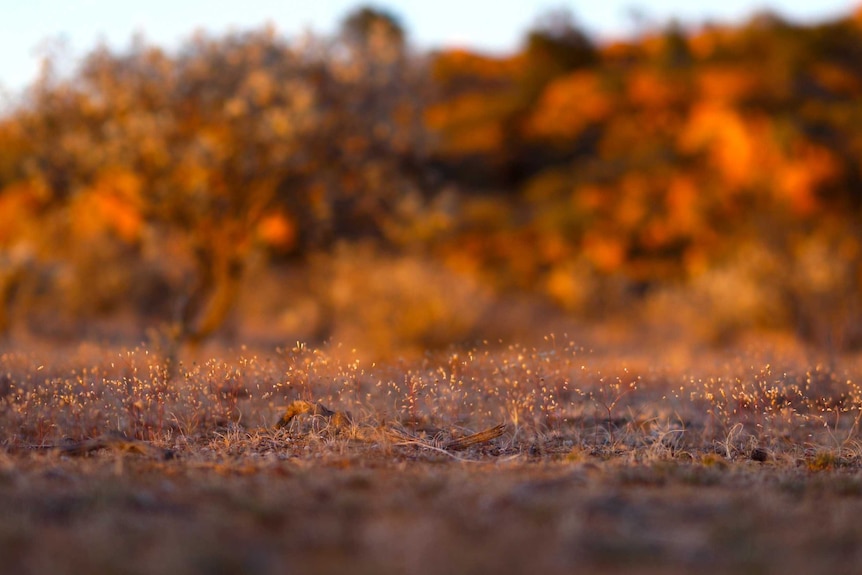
[0,0,858,97]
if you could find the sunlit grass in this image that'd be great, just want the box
[3,336,861,469]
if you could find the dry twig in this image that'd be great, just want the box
[277,400,505,453]
[12,432,174,460]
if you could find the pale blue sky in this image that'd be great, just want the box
[0,0,857,97]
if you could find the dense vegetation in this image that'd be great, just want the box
[2,6,862,355]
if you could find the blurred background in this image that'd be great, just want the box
[1,1,862,357]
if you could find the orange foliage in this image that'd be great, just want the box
[616,175,649,228]
[0,181,47,245]
[90,168,143,241]
[599,41,641,63]
[697,67,760,103]
[627,70,685,108]
[424,92,514,155]
[688,26,734,60]
[665,176,701,235]
[582,232,626,273]
[525,71,612,140]
[440,123,505,155]
[576,185,610,212]
[680,103,759,188]
[775,144,840,215]
[638,33,675,61]
[811,63,862,96]
[69,185,142,244]
[431,49,521,84]
[256,211,297,251]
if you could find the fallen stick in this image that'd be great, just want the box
[10,433,174,460]
[276,400,506,452]
[443,423,507,451]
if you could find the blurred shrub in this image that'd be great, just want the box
[643,225,862,349]
[311,243,492,357]
[664,243,790,344]
[783,226,862,349]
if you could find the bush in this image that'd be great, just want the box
[312,243,492,357]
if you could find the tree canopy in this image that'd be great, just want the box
[2,5,862,349]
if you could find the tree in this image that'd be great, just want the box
[340,5,406,55]
[521,8,597,98]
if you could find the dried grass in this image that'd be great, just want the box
[1,338,862,574]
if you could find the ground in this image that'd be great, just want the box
[2,335,862,574]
